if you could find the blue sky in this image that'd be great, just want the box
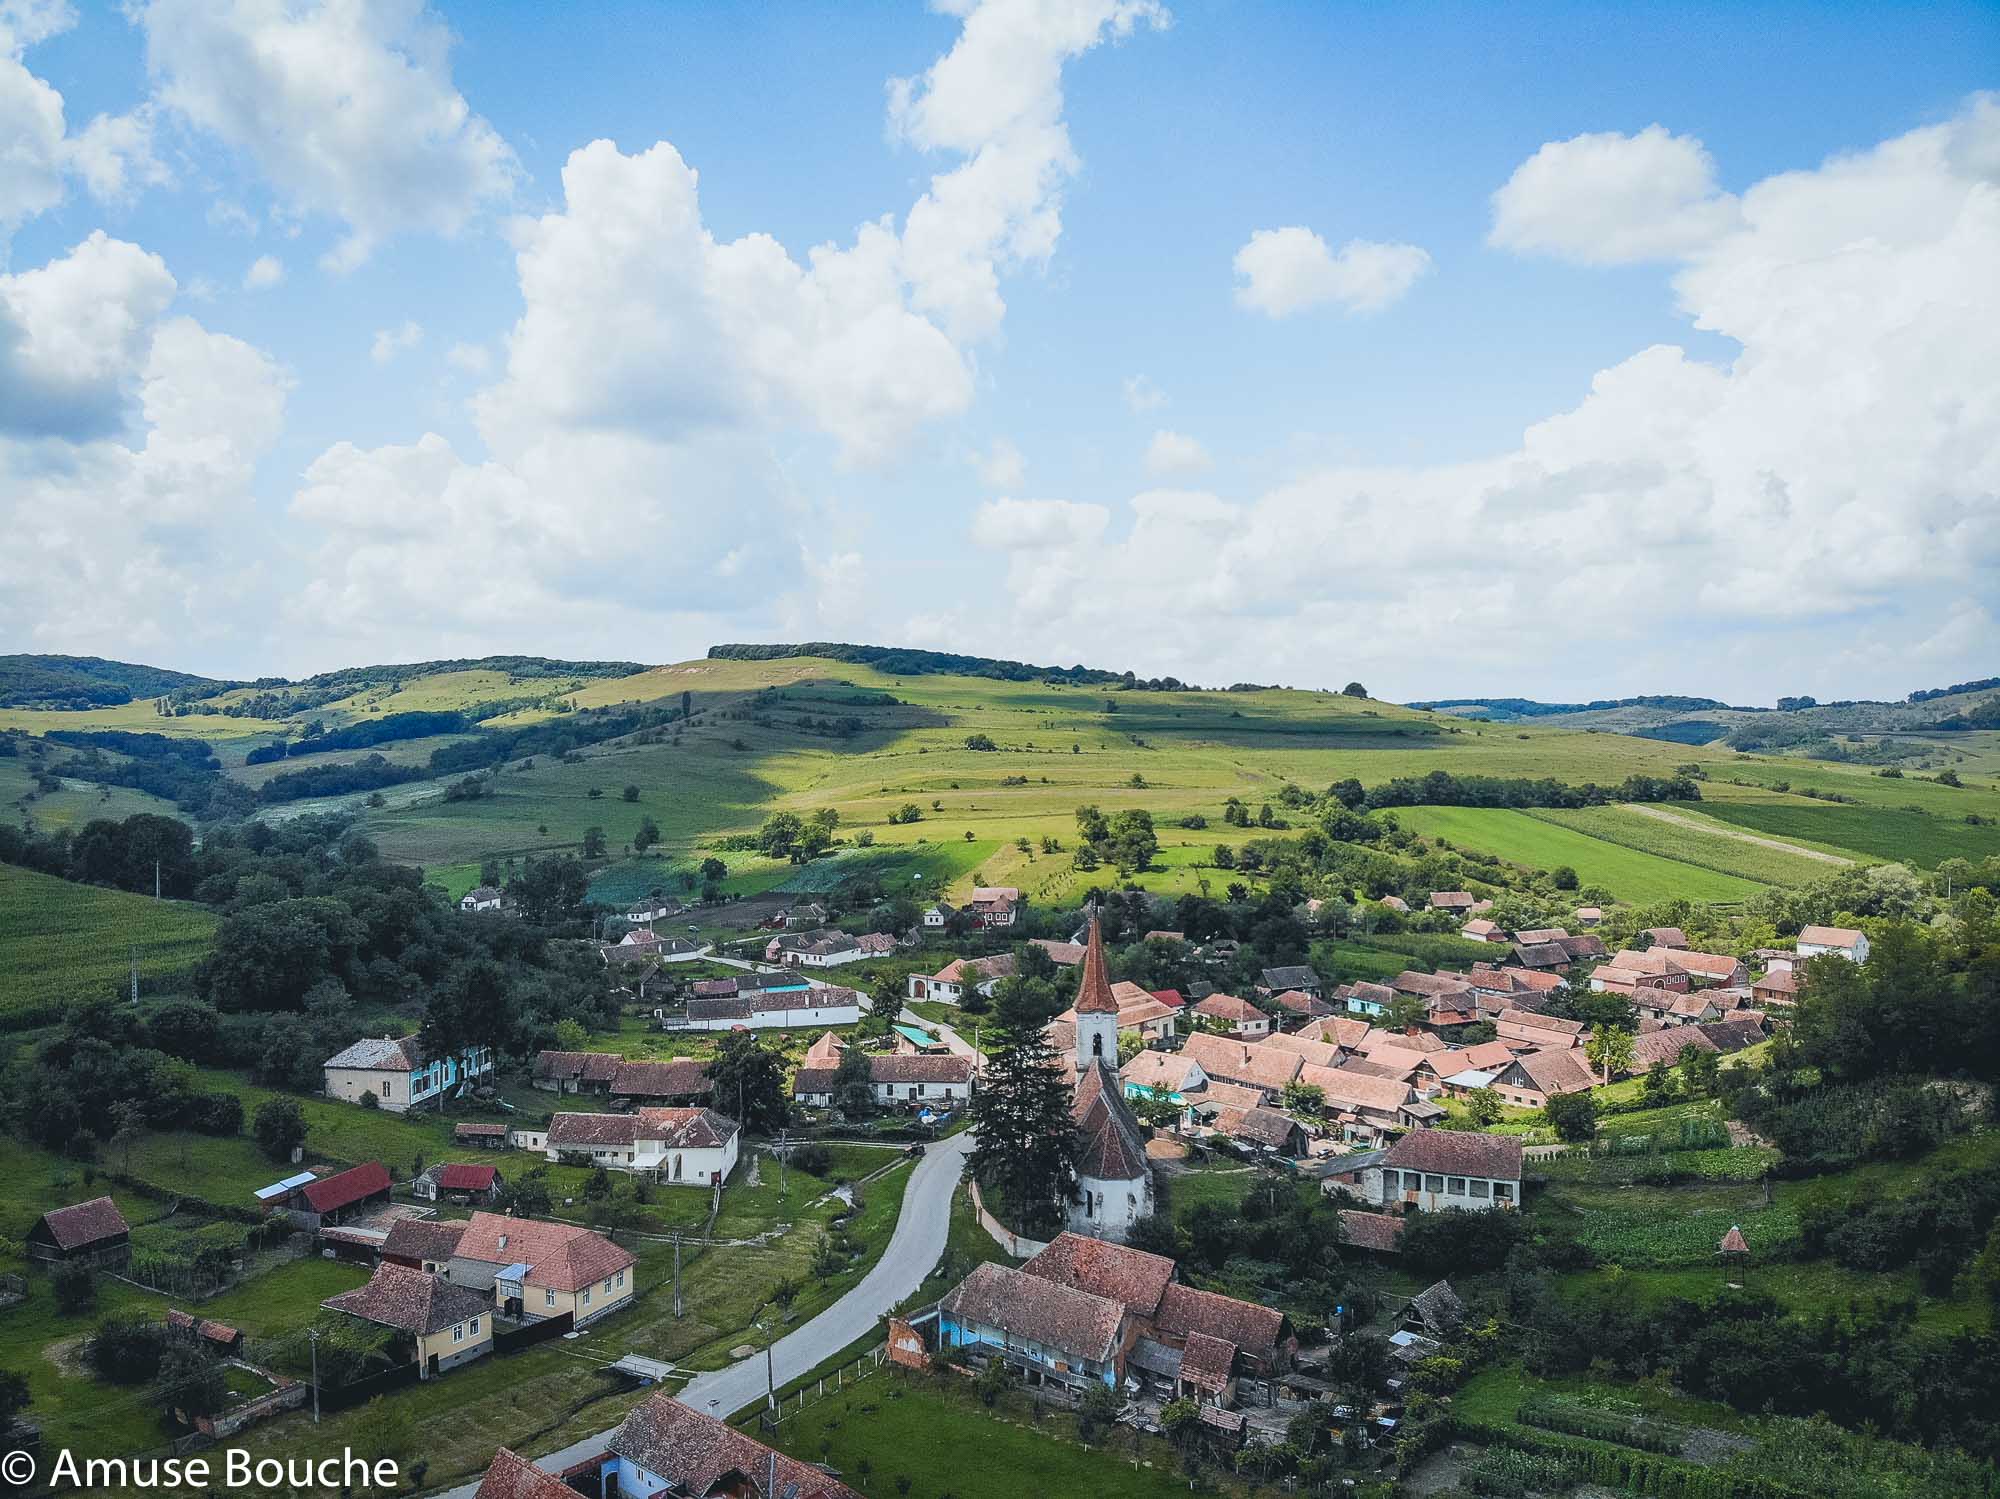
[2,0,1995,701]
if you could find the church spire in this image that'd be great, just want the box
[1075,908,1119,1015]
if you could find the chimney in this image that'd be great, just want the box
[498,1233,508,1250]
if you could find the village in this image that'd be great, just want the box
[6,859,1912,1499]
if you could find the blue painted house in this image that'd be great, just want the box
[938,1261,1127,1390]
[323,1034,494,1114]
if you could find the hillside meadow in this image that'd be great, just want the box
[0,863,216,1023]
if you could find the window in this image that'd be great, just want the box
[616,1270,625,1288]
[603,1277,613,1294]
[1493,1182,1514,1201]
[545,1288,556,1308]
[1424,1175,1444,1193]
[1469,1179,1490,1198]
[583,1287,592,1306]
[383,1079,393,1098]
[452,1323,465,1344]
[1447,1177,1466,1195]
[470,1318,480,1336]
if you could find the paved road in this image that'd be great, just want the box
[436,1129,972,1495]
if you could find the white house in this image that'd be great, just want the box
[1795,925,1869,964]
[459,885,504,913]
[906,954,1015,1004]
[677,985,862,1031]
[538,1108,740,1185]
[922,901,956,929]
[968,886,1022,928]
[1358,1131,1523,1213]
[792,1053,976,1109]
[323,1036,494,1114]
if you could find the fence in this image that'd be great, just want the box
[495,1311,574,1354]
[756,1343,888,1430]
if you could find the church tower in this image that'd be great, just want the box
[1073,910,1120,1073]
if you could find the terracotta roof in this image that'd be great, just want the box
[455,1122,508,1139]
[1629,1029,1718,1070]
[1496,1008,1585,1037]
[1515,927,1570,945]
[163,1308,241,1346]
[1383,1130,1522,1179]
[1121,1050,1205,1094]
[1194,993,1264,1023]
[301,1162,391,1215]
[1156,1282,1287,1361]
[1642,927,1689,948]
[1311,1065,1412,1115]
[1501,1048,1595,1096]
[1362,1028,1447,1054]
[870,1053,975,1084]
[324,1035,424,1071]
[381,1218,468,1263]
[435,1164,498,1192]
[1799,925,1864,947]
[1428,891,1474,909]
[453,1211,635,1293]
[1020,1232,1174,1316]
[610,1058,712,1099]
[1259,1032,1342,1068]
[1179,1033,1302,1093]
[1673,951,1746,980]
[1453,1040,1516,1072]
[1189,1079,1266,1114]
[1391,970,1473,998]
[942,1262,1125,1366]
[474,1448,581,1499]
[1074,913,1120,1015]
[324,1263,491,1336]
[1338,1210,1403,1253]
[1719,1225,1749,1254]
[804,1031,847,1064]
[547,1107,740,1151]
[1267,989,1330,1017]
[1352,1046,1431,1081]
[1030,938,1085,965]
[610,1394,861,1499]
[1178,1330,1237,1392]
[36,1196,130,1251]
[1753,967,1799,994]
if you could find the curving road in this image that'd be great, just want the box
[435,1129,971,1495]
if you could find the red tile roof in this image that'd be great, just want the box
[381,1218,468,1264]
[1338,1210,1404,1254]
[1178,1330,1237,1392]
[453,1211,636,1293]
[474,1448,581,1499]
[610,1058,712,1099]
[1382,1131,1523,1179]
[1156,1282,1288,1362]
[324,1262,491,1335]
[301,1162,391,1215]
[1021,1232,1174,1316]
[609,1394,862,1499]
[435,1164,498,1192]
[942,1262,1125,1366]
[1194,993,1264,1023]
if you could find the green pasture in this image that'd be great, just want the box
[1696,799,2000,869]
[1390,806,1770,903]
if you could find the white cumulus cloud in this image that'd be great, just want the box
[1488,123,1741,265]
[983,97,2000,700]
[243,253,283,289]
[138,0,518,270]
[369,319,423,364]
[1232,227,1431,316]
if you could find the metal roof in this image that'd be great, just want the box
[495,1262,535,1282]
[253,1171,317,1201]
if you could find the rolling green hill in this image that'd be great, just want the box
[0,862,217,1023]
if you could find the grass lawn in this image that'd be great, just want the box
[0,862,216,1025]
[1392,806,1770,904]
[195,1255,372,1338]
[758,1372,1249,1499]
[1696,798,2000,869]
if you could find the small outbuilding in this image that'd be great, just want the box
[26,1197,131,1268]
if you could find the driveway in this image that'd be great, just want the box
[434,1129,972,1495]
[897,1006,986,1066]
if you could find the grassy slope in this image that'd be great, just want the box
[1697,799,2000,869]
[0,759,186,833]
[1390,806,1770,904]
[0,863,216,1022]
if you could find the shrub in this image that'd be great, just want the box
[85,1315,168,1383]
[52,1262,96,1314]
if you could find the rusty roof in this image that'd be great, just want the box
[1021,1232,1175,1316]
[942,1262,1125,1365]
[610,1058,712,1098]
[1338,1210,1404,1253]
[474,1448,582,1499]
[35,1196,129,1251]
[1383,1131,1522,1179]
[324,1262,491,1336]
[1178,1330,1238,1392]
[1156,1282,1288,1360]
[381,1218,468,1263]
[610,1393,861,1499]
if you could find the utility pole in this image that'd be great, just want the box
[776,1129,787,1205]
[766,1344,776,1412]
[673,1233,683,1318]
[130,949,138,1006]
[307,1328,321,1424]
[154,859,160,900]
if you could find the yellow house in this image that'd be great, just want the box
[322,1262,494,1378]
[448,1211,638,1328]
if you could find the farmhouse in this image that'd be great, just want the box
[1358,1131,1523,1213]
[26,1197,131,1267]
[601,1393,864,1499]
[1309,1069,1416,1144]
[1428,891,1475,913]
[459,885,505,913]
[323,1263,493,1378]
[791,1052,976,1109]
[1193,993,1271,1038]
[1797,925,1870,963]
[1259,1031,1344,1069]
[921,900,956,928]
[941,1233,1294,1407]
[906,953,1016,1003]
[784,901,830,929]
[1643,927,1689,949]
[969,886,1023,927]
[1461,918,1506,943]
[414,1163,502,1205]
[1490,1047,1595,1108]
[450,1212,637,1326]
[1339,980,1398,1018]
[1265,988,1332,1025]
[1752,966,1800,1007]
[1120,1049,1211,1103]
[531,1050,621,1095]
[322,1034,494,1114]
[380,1218,468,1275]
[538,1108,740,1184]
[1508,941,1573,972]
[1179,1032,1303,1095]
[677,985,862,1031]
[1214,1105,1307,1156]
